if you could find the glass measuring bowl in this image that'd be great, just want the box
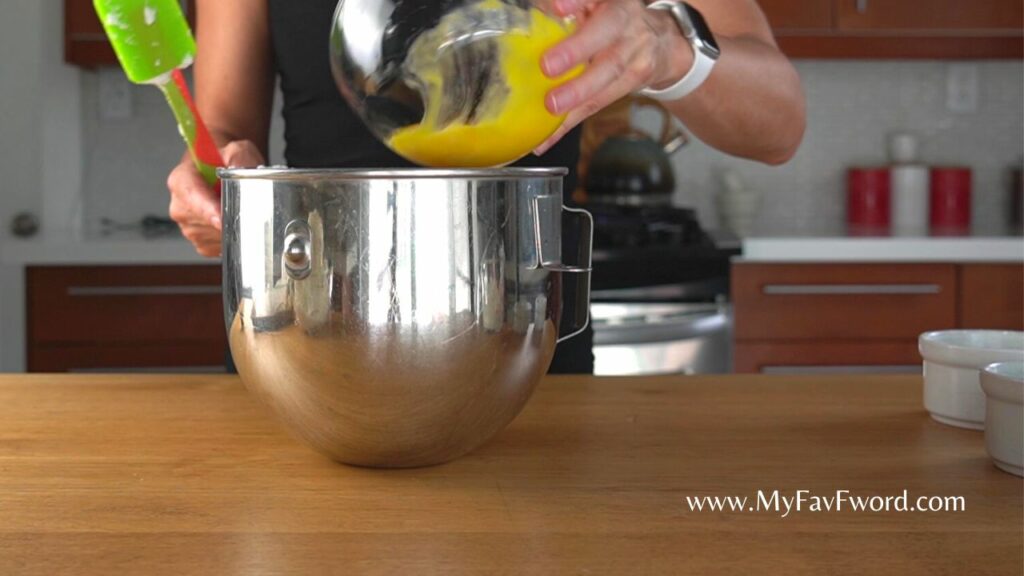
[329,0,583,167]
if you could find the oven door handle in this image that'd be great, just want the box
[592,309,729,346]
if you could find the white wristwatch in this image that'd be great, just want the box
[639,1,720,102]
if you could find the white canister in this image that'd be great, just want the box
[888,132,920,164]
[716,170,761,238]
[891,165,930,236]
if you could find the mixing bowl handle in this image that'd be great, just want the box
[282,220,313,281]
[531,195,594,344]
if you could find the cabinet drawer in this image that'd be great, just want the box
[29,343,227,373]
[959,264,1024,330]
[734,341,921,374]
[732,263,957,341]
[28,266,225,345]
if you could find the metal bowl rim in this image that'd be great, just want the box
[218,167,570,181]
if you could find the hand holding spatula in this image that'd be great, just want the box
[93,0,224,186]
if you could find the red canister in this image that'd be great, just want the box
[930,167,972,235]
[847,167,891,235]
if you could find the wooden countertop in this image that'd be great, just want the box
[0,374,1019,575]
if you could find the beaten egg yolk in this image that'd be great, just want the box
[388,4,583,168]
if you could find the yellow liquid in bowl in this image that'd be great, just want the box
[388,4,583,168]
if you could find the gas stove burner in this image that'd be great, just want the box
[587,203,713,250]
[583,202,734,295]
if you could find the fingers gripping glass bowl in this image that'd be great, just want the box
[329,0,584,168]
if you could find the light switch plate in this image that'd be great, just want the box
[946,63,978,114]
[98,68,134,120]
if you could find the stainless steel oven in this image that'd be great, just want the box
[591,300,732,375]
[585,203,737,376]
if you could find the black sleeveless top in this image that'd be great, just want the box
[268,0,582,188]
[267,0,592,373]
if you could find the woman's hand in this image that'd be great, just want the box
[535,0,691,155]
[166,140,264,257]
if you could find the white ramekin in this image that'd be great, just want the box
[919,330,1024,430]
[980,361,1024,477]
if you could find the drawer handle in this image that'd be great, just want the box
[762,284,941,296]
[855,0,868,14]
[762,365,921,375]
[67,286,222,297]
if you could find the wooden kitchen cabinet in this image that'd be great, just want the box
[733,263,957,341]
[836,0,1023,32]
[761,0,1023,59]
[959,264,1024,330]
[27,265,227,372]
[732,261,1024,373]
[65,0,196,68]
[29,343,228,373]
[757,0,833,32]
[734,341,922,374]
[66,0,1021,68]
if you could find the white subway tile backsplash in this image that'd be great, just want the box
[79,60,1023,236]
[79,73,287,232]
[664,60,1023,236]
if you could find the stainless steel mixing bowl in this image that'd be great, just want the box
[220,168,592,467]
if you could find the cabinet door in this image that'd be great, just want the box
[837,0,1023,32]
[757,0,833,31]
[959,264,1024,330]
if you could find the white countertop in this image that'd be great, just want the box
[5,233,1020,266]
[0,234,216,266]
[741,235,1024,263]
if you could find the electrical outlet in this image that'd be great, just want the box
[98,68,134,120]
[946,63,978,113]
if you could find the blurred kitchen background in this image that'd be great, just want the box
[0,1,1021,374]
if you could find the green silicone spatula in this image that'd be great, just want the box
[94,0,223,186]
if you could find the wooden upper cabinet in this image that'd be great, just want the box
[762,0,1023,59]
[65,0,112,67]
[758,0,833,32]
[836,0,1024,33]
[65,0,196,68]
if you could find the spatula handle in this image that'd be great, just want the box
[161,70,224,187]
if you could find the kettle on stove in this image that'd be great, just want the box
[584,98,688,206]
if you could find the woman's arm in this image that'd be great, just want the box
[538,0,805,165]
[167,0,274,256]
[193,0,275,155]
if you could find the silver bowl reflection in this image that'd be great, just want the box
[220,168,592,467]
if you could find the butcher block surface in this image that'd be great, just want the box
[0,374,1020,575]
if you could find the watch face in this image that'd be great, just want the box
[682,4,720,57]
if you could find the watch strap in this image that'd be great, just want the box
[639,1,716,102]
